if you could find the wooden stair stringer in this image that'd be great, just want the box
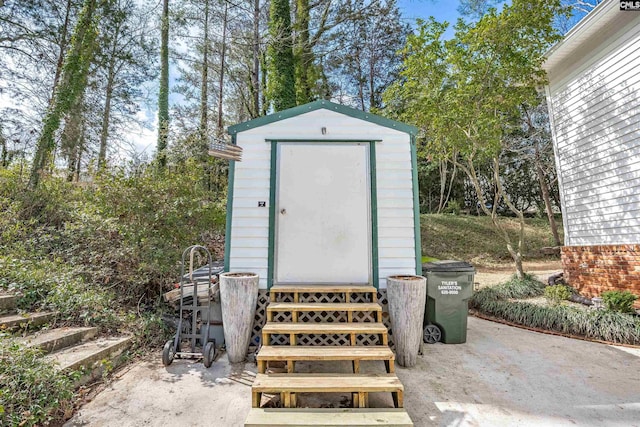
[247,284,413,426]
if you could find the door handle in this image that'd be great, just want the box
[280,208,286,215]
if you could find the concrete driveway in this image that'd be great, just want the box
[67,317,640,427]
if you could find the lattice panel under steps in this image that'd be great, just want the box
[249,289,394,348]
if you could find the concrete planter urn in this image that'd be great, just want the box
[387,275,427,367]
[219,272,259,363]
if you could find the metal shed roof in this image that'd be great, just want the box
[227,100,419,136]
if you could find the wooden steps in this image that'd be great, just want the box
[267,302,382,322]
[257,345,395,373]
[252,373,403,408]
[245,408,414,427]
[270,285,378,303]
[262,322,388,346]
[247,284,413,426]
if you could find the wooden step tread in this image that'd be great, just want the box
[244,408,413,426]
[270,285,377,294]
[258,345,394,361]
[252,373,402,393]
[262,322,388,334]
[268,302,381,312]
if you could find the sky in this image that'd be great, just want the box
[126,1,469,158]
[2,0,583,162]
[397,0,464,27]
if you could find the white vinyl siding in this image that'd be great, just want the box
[228,109,416,289]
[547,19,640,247]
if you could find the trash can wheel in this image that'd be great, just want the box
[423,324,442,344]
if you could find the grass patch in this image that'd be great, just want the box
[0,338,76,426]
[471,276,640,345]
[421,214,563,265]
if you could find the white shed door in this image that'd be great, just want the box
[275,143,370,284]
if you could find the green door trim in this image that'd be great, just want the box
[410,135,423,275]
[369,141,379,289]
[223,134,237,272]
[267,141,278,289]
[266,140,379,289]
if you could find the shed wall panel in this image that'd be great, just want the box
[228,109,416,289]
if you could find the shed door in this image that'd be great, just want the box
[275,143,371,284]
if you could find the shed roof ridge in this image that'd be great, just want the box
[227,100,418,136]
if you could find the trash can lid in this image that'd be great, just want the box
[182,261,225,282]
[422,260,475,273]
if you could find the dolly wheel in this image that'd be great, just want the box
[203,342,216,368]
[162,340,176,366]
[423,324,442,344]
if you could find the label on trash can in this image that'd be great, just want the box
[438,281,461,295]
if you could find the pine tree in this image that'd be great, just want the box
[157,0,170,168]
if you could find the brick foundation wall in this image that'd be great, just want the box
[562,245,640,308]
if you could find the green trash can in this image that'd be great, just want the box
[422,260,475,344]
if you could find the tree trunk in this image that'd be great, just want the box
[260,51,268,116]
[387,275,427,368]
[294,0,312,104]
[460,157,526,279]
[29,0,98,189]
[216,0,228,137]
[49,0,74,108]
[267,0,296,111]
[98,65,115,169]
[0,126,8,168]
[437,160,447,213]
[156,0,170,169]
[200,0,209,150]
[535,153,561,246]
[251,0,260,118]
[219,272,259,363]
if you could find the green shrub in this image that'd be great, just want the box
[471,278,640,345]
[0,338,75,426]
[472,273,545,307]
[544,284,572,306]
[0,163,226,309]
[133,311,174,349]
[602,290,638,314]
[443,200,461,215]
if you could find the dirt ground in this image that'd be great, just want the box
[67,314,640,427]
[473,260,562,288]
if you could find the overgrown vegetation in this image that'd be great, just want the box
[472,275,640,345]
[0,338,76,426]
[544,284,572,306]
[602,290,638,314]
[421,214,562,265]
[0,164,225,338]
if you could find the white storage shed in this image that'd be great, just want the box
[223,100,421,290]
